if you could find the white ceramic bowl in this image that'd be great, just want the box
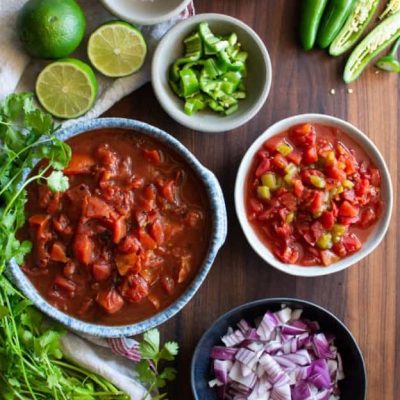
[235,114,393,277]
[100,0,192,26]
[152,13,272,133]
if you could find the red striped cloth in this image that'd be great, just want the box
[108,337,142,363]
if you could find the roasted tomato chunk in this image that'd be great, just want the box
[96,288,124,314]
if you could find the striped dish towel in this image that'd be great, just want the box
[0,0,195,398]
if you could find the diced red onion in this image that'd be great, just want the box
[209,306,344,400]
[222,329,246,347]
[214,360,233,384]
[211,346,239,360]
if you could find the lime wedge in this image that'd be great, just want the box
[36,58,98,119]
[88,21,147,77]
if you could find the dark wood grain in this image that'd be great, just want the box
[104,1,400,398]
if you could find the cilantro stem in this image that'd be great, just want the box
[0,373,26,400]
[0,137,52,180]
[2,290,38,399]
[2,165,50,216]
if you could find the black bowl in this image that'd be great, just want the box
[191,298,366,400]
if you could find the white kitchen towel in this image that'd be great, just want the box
[0,0,195,398]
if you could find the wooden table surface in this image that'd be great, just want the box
[104,1,399,398]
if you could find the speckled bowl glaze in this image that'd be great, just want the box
[8,118,228,338]
[191,298,367,400]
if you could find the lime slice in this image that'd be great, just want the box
[88,21,147,77]
[36,58,98,119]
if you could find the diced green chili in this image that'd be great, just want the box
[257,186,271,200]
[180,69,199,97]
[332,223,347,242]
[317,233,333,249]
[261,172,279,190]
[184,94,206,115]
[310,175,326,188]
[169,22,247,116]
[277,142,293,156]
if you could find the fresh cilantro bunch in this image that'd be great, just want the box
[0,92,70,272]
[0,93,179,400]
[137,329,179,400]
[0,93,128,399]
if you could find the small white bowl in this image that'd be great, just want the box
[152,13,272,133]
[100,0,192,26]
[235,114,393,277]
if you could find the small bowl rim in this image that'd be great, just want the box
[7,117,228,337]
[100,0,193,26]
[234,113,393,277]
[151,13,272,133]
[191,297,367,400]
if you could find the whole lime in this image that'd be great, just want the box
[17,0,86,59]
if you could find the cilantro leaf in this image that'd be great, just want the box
[140,328,160,360]
[159,341,179,361]
[46,170,69,192]
[137,329,179,399]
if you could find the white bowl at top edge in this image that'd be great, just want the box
[151,13,272,133]
[234,114,393,277]
[100,0,192,26]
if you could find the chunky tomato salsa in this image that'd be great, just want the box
[21,129,210,325]
[246,123,383,266]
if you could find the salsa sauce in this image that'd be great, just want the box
[246,123,383,267]
[20,129,211,325]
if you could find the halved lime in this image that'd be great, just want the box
[88,21,147,78]
[36,58,98,119]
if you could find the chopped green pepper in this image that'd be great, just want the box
[317,233,333,249]
[257,186,271,200]
[261,172,280,190]
[310,175,326,188]
[179,68,199,97]
[168,22,247,116]
[277,142,293,156]
[332,223,347,242]
[184,94,206,115]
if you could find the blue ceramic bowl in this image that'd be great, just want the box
[191,298,366,400]
[8,118,228,338]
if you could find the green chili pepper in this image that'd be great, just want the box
[380,0,400,20]
[300,0,329,50]
[317,0,355,48]
[344,11,400,82]
[329,0,380,56]
[376,36,400,72]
